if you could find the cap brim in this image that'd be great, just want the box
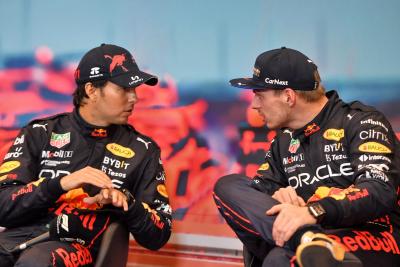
[110,70,158,88]
[229,78,269,90]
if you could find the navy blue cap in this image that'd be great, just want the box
[230,47,319,91]
[75,44,158,88]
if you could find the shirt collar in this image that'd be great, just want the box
[72,108,117,139]
[291,90,340,141]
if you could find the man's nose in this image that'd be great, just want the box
[251,97,260,109]
[127,89,138,103]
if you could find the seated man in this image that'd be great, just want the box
[0,44,172,267]
[214,47,400,267]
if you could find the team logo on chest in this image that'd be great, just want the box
[288,138,300,153]
[304,123,320,136]
[91,128,107,137]
[50,132,71,148]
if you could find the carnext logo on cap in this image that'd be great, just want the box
[265,78,288,86]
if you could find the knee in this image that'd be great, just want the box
[214,174,243,197]
[262,247,294,267]
[15,243,61,267]
[14,249,51,267]
[0,255,13,267]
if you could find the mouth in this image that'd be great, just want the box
[257,111,265,120]
[122,109,133,116]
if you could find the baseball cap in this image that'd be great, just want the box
[230,47,319,91]
[75,44,158,87]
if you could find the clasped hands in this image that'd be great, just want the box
[60,166,129,211]
[266,186,317,247]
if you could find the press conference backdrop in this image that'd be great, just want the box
[0,0,400,238]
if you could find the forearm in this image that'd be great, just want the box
[123,200,171,250]
[318,180,396,227]
[0,177,65,227]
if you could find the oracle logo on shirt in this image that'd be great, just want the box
[288,162,353,189]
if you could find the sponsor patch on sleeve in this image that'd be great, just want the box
[323,128,344,141]
[258,163,270,171]
[157,184,169,198]
[358,142,391,154]
[308,185,369,202]
[0,161,21,174]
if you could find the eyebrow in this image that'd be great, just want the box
[253,89,269,94]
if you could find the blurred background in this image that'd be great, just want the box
[0,0,399,266]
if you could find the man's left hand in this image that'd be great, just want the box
[266,204,317,247]
[84,188,129,211]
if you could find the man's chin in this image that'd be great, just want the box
[112,118,129,125]
[266,122,278,130]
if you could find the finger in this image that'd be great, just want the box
[286,187,300,206]
[298,197,306,206]
[77,172,111,189]
[120,194,127,208]
[82,167,113,188]
[276,216,291,247]
[83,196,97,205]
[283,224,296,244]
[272,191,283,203]
[266,204,283,215]
[282,220,301,245]
[115,192,126,209]
[122,199,128,211]
[272,213,284,246]
[112,190,120,206]
[118,193,124,207]
[279,189,293,204]
[102,189,110,200]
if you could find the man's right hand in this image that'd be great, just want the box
[272,186,305,207]
[60,166,113,191]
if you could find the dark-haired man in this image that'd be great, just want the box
[0,44,171,266]
[214,47,400,267]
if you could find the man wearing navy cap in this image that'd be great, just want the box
[0,44,171,266]
[214,47,400,266]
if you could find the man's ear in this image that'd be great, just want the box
[84,82,98,101]
[283,88,296,107]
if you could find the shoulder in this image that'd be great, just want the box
[26,112,71,128]
[344,101,389,128]
[118,124,161,151]
[340,101,395,143]
[270,129,292,154]
[326,95,387,129]
[21,112,71,134]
